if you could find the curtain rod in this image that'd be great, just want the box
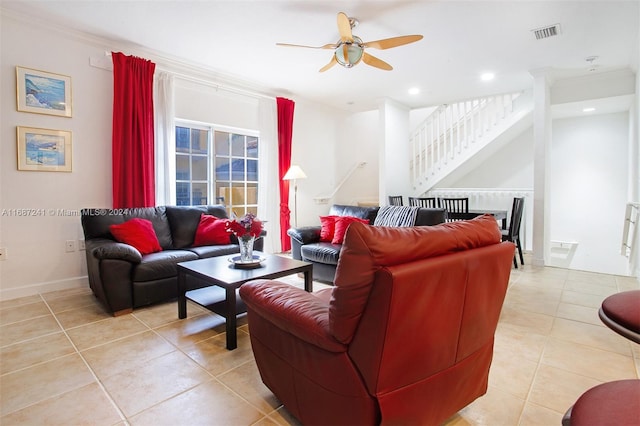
[159,67,277,101]
[97,51,277,101]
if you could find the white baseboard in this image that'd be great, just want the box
[0,276,89,301]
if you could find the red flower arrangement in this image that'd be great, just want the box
[225,212,263,238]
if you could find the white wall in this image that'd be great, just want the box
[1,13,113,299]
[174,79,259,129]
[550,113,630,275]
[452,128,534,189]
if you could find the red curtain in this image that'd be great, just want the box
[277,97,295,251]
[111,52,156,209]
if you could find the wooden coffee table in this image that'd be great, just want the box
[177,252,313,350]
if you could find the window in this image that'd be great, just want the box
[175,122,259,216]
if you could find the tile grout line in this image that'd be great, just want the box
[39,293,130,426]
[134,314,280,423]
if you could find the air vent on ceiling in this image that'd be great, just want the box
[532,24,561,40]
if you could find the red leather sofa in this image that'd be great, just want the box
[239,215,514,425]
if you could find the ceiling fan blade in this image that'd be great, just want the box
[276,42,337,49]
[362,52,393,71]
[364,34,423,50]
[319,55,338,72]
[337,12,353,42]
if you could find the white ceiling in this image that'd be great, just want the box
[2,1,638,112]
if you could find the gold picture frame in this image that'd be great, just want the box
[16,66,72,117]
[17,126,72,172]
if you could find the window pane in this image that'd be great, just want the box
[247,183,258,204]
[246,206,258,216]
[231,159,245,181]
[215,131,229,155]
[191,129,208,154]
[247,159,258,181]
[231,134,245,157]
[247,137,258,158]
[217,184,230,208]
[176,127,190,153]
[192,183,208,205]
[232,182,245,205]
[176,155,190,180]
[215,158,230,181]
[192,156,207,181]
[176,182,190,206]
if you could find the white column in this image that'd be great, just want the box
[378,98,411,206]
[530,69,553,266]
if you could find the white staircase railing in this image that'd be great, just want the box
[410,91,531,192]
[313,161,367,204]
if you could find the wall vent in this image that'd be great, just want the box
[531,24,561,40]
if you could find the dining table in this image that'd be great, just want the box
[447,209,508,229]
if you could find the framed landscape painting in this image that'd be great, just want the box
[17,126,72,172]
[16,67,72,117]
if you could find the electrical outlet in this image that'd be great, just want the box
[65,240,77,252]
[0,247,6,260]
[78,240,86,250]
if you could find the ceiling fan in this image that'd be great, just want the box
[276,12,423,72]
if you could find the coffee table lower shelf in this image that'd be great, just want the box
[177,253,313,350]
[185,286,247,319]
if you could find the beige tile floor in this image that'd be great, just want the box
[1,255,639,426]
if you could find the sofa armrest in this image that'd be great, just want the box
[91,241,143,263]
[240,280,346,353]
[287,226,321,245]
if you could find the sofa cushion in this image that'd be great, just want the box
[319,215,338,242]
[166,205,229,248]
[329,204,379,223]
[81,209,126,240]
[123,207,173,250]
[133,250,198,282]
[330,214,502,344]
[301,242,342,265]
[109,218,162,255]
[373,205,420,227]
[193,214,231,246]
[332,216,369,244]
[187,244,240,259]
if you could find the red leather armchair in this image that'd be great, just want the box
[239,215,514,425]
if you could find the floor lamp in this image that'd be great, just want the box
[283,165,307,227]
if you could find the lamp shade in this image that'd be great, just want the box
[283,165,307,180]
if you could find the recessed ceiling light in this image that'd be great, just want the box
[583,107,595,112]
[480,72,495,81]
[408,87,420,95]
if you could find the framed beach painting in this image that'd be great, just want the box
[16,67,72,117]
[17,126,72,172]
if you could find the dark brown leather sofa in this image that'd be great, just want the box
[287,204,446,283]
[81,205,263,315]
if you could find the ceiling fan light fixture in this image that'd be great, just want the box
[335,37,364,67]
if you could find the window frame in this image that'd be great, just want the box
[174,119,260,216]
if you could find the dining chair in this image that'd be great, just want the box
[501,197,525,268]
[408,197,437,208]
[388,195,404,206]
[439,198,469,222]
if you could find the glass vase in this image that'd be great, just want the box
[239,234,255,262]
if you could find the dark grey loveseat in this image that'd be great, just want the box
[287,204,446,283]
[81,205,263,315]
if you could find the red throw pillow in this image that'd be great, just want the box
[193,214,230,246]
[332,216,370,244]
[109,218,162,255]
[319,215,338,242]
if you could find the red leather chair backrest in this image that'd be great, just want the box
[329,214,505,344]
